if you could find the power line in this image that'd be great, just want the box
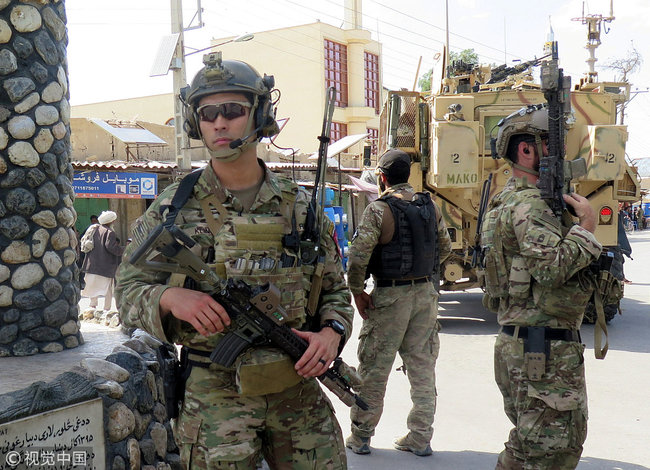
[201,4,431,87]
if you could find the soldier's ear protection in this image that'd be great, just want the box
[254,75,279,138]
[180,85,201,140]
[181,76,279,140]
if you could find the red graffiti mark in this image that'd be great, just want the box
[516,91,534,105]
[572,94,593,125]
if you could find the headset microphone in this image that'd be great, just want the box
[229,124,263,149]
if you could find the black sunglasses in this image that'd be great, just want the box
[197,102,251,122]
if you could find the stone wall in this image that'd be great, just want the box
[0,0,83,356]
[0,331,181,469]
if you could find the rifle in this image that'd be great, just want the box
[486,57,541,84]
[129,223,368,410]
[471,172,493,268]
[537,41,586,217]
[299,86,337,323]
[301,86,336,264]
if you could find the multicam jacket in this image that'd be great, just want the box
[115,160,352,353]
[347,183,452,294]
[480,177,602,330]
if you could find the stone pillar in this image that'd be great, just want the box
[0,0,82,356]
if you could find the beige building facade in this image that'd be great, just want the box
[70,6,383,163]
[71,93,174,126]
[213,21,383,158]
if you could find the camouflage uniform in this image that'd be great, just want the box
[115,161,352,469]
[347,183,451,449]
[481,177,602,469]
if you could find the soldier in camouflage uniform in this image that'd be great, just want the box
[344,149,452,457]
[115,55,352,469]
[481,105,602,469]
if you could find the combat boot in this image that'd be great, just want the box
[345,435,371,455]
[393,433,433,457]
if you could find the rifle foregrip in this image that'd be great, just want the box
[210,332,252,367]
[267,325,309,361]
[320,372,369,410]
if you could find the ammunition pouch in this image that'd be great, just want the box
[482,293,501,313]
[480,207,509,304]
[234,347,302,396]
[587,249,624,360]
[590,249,624,306]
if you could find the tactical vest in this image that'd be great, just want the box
[480,185,597,322]
[164,168,310,396]
[367,192,439,281]
[165,168,307,327]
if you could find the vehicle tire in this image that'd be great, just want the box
[583,300,619,324]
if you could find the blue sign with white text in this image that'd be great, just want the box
[73,171,158,199]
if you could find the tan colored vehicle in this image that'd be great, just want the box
[377,49,640,323]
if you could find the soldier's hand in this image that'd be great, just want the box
[563,193,597,233]
[353,292,374,319]
[292,328,339,378]
[159,287,230,336]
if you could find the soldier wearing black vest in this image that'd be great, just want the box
[345,149,451,457]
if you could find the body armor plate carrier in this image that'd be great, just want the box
[368,192,439,283]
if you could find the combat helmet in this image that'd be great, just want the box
[181,52,279,161]
[491,103,548,165]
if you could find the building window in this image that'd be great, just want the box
[364,52,380,113]
[330,122,348,143]
[366,127,378,156]
[324,39,348,107]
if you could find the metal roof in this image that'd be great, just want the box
[72,160,363,173]
[71,160,178,171]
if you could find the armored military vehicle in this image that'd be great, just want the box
[377,30,639,323]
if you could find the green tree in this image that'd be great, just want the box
[418,48,479,91]
[418,69,433,92]
[449,48,479,65]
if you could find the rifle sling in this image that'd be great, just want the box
[163,168,204,226]
[307,261,325,316]
[593,291,609,360]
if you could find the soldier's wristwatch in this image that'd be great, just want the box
[322,319,346,342]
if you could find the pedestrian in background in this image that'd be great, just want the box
[345,149,451,457]
[81,210,124,314]
[636,205,645,230]
[77,214,99,289]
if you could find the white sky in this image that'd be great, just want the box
[65,0,650,159]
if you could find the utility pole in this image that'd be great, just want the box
[170,0,204,170]
[171,0,190,170]
[445,0,450,78]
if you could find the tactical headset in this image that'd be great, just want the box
[180,54,279,142]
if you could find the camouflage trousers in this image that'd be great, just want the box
[350,281,440,448]
[494,332,588,470]
[174,365,347,469]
